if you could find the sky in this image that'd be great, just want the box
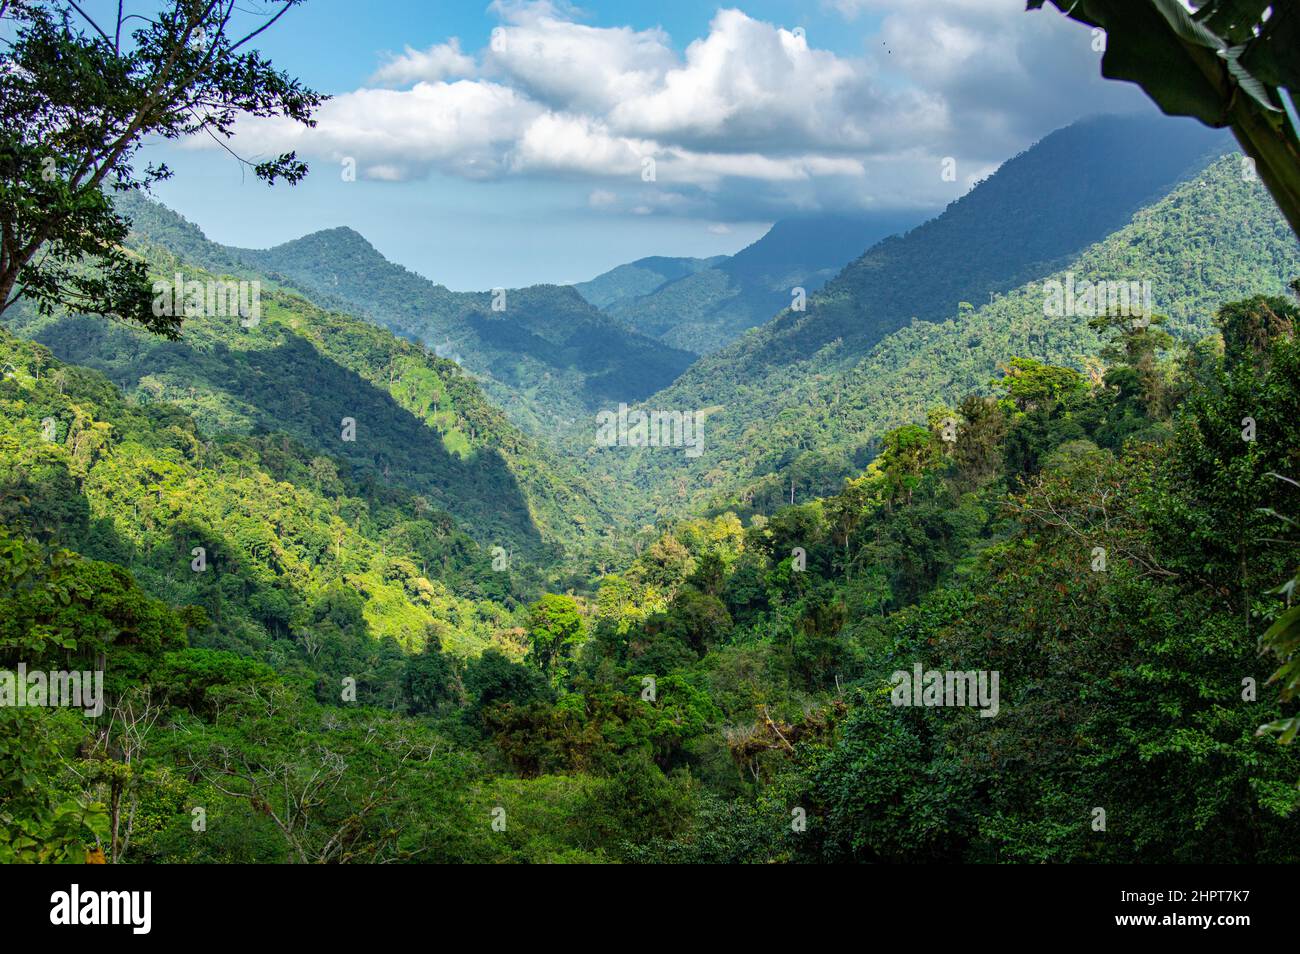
[127,0,1156,290]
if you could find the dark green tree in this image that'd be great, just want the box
[0,0,321,330]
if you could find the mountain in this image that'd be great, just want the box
[689,115,1233,375]
[10,271,1300,863]
[575,116,1296,524]
[2,197,617,563]
[583,211,925,354]
[6,111,1300,867]
[229,226,697,434]
[574,255,724,310]
[0,328,529,662]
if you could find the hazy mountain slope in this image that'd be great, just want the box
[574,255,723,309]
[3,202,617,561]
[595,211,924,354]
[578,147,1298,525]
[232,227,697,433]
[680,116,1230,383]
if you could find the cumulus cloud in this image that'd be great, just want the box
[209,0,1148,219]
[223,80,543,181]
[844,0,1145,155]
[608,9,940,156]
[370,39,477,86]
[485,4,676,114]
[511,113,651,177]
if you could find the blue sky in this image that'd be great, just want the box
[131,0,1153,290]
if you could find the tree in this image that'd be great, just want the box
[661,586,733,656]
[873,424,936,505]
[1089,312,1176,419]
[952,395,1008,491]
[1258,474,1300,745]
[184,684,451,863]
[994,357,1086,413]
[463,649,552,723]
[526,594,585,677]
[0,1,322,329]
[1030,0,1300,236]
[1215,294,1298,370]
[403,636,456,714]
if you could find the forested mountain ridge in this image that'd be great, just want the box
[4,135,1299,866]
[0,329,531,669]
[575,255,723,310]
[591,210,926,354]
[2,209,617,562]
[229,222,698,434]
[7,0,1300,876]
[580,132,1295,526]
[716,115,1233,373]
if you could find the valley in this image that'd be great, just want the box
[2,0,1299,871]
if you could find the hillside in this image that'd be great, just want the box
[587,211,924,354]
[576,128,1297,524]
[8,284,1300,863]
[8,0,1300,877]
[0,330,532,665]
[574,255,724,310]
[1,210,616,562]
[229,224,697,434]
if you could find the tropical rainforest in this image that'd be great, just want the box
[2,0,1300,866]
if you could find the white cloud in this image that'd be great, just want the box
[511,113,651,177]
[657,149,866,186]
[844,0,1144,153]
[608,9,940,156]
[219,79,543,181]
[208,0,1146,218]
[371,39,477,86]
[485,6,676,115]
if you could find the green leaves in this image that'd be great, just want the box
[526,593,586,678]
[0,1,320,329]
[0,708,108,864]
[1258,552,1300,744]
[1031,0,1300,235]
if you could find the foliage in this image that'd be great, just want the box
[4,193,617,563]
[0,0,319,328]
[1030,0,1300,235]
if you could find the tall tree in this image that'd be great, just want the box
[526,594,585,677]
[0,0,322,331]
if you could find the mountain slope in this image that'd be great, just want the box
[576,127,1296,524]
[3,200,617,562]
[574,255,724,310]
[232,226,697,434]
[682,115,1230,381]
[0,329,530,665]
[588,211,925,354]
